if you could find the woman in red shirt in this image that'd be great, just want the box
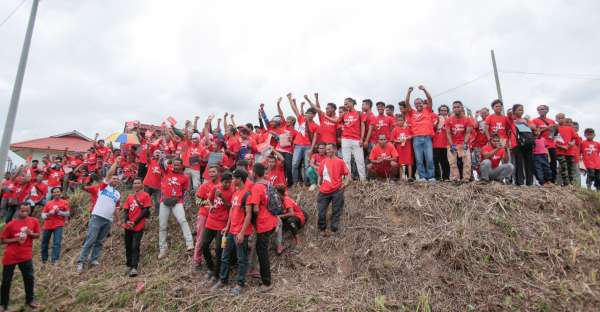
[40,187,70,264]
[432,105,450,180]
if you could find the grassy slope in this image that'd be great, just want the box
[2,183,600,312]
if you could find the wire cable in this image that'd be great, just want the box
[500,70,600,81]
[432,72,491,98]
[0,0,28,29]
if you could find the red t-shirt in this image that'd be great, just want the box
[581,140,600,169]
[341,111,362,140]
[248,182,279,234]
[83,184,99,212]
[143,159,163,189]
[317,113,338,144]
[205,185,234,231]
[29,182,48,203]
[96,146,111,160]
[265,160,286,187]
[481,145,505,169]
[271,125,295,154]
[182,141,207,171]
[472,120,488,148]
[318,156,349,194]
[445,115,474,145]
[160,170,189,203]
[530,117,556,149]
[369,143,399,162]
[1,180,15,199]
[196,179,220,217]
[14,182,31,203]
[310,153,326,168]
[47,169,64,188]
[485,114,510,140]
[42,199,70,230]
[369,114,395,143]
[283,196,305,225]
[86,153,98,171]
[123,191,152,232]
[407,108,436,137]
[1,217,40,265]
[555,126,579,156]
[228,187,253,236]
[137,143,152,165]
[294,116,318,146]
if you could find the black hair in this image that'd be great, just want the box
[327,103,337,110]
[232,168,248,182]
[452,101,463,107]
[584,128,595,134]
[245,123,253,129]
[512,104,523,112]
[306,107,317,115]
[362,99,373,108]
[376,101,386,107]
[385,104,395,111]
[345,98,356,105]
[51,186,62,193]
[253,163,266,178]
[275,184,286,196]
[438,104,450,113]
[221,171,233,181]
[398,100,408,108]
[491,99,503,109]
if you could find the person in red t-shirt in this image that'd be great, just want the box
[471,108,489,177]
[275,185,306,244]
[158,158,193,259]
[317,143,349,235]
[306,94,338,145]
[531,105,559,183]
[581,128,600,190]
[40,187,70,264]
[0,204,41,310]
[193,165,221,267]
[27,175,48,215]
[307,143,326,190]
[445,101,474,182]
[264,151,286,187]
[202,172,233,283]
[405,86,437,181]
[143,149,163,214]
[215,168,253,295]
[337,98,366,181]
[365,101,395,148]
[287,93,319,186]
[367,134,399,179]
[391,114,415,180]
[248,163,279,291]
[432,105,451,181]
[121,178,152,277]
[480,135,514,182]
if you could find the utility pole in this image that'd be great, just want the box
[491,49,503,102]
[0,0,40,180]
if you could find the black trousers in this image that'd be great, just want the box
[201,229,223,278]
[125,230,144,269]
[255,230,273,286]
[282,152,294,187]
[587,169,600,190]
[1,260,34,308]
[548,148,558,183]
[512,146,534,186]
[317,189,344,232]
[433,148,450,180]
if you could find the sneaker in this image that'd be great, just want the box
[210,280,224,291]
[76,263,84,274]
[204,271,215,281]
[416,178,427,182]
[259,284,273,293]
[158,250,168,260]
[90,260,100,267]
[427,178,437,183]
[231,286,242,296]
[308,184,317,191]
[129,268,138,277]
[125,266,132,275]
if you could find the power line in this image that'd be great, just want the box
[500,70,600,81]
[432,72,491,98]
[0,0,28,29]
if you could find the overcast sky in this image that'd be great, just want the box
[1,0,599,156]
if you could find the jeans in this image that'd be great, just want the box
[480,160,514,181]
[341,139,366,181]
[78,215,112,264]
[144,187,161,215]
[184,168,201,191]
[292,145,311,185]
[256,230,274,286]
[219,233,249,286]
[511,146,534,186]
[317,189,344,232]
[125,230,144,269]
[448,148,472,181]
[282,152,294,187]
[413,136,434,180]
[533,154,552,185]
[1,260,34,308]
[305,167,319,186]
[41,227,64,263]
[158,202,194,252]
[201,229,223,278]
[557,155,576,186]
[433,148,450,180]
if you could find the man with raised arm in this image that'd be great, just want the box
[405,85,437,181]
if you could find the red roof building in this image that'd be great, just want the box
[10,130,94,160]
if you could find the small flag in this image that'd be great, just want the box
[26,155,33,163]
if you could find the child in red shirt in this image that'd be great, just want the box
[41,187,70,263]
[276,185,306,245]
[0,204,40,310]
[582,128,600,191]
[307,143,326,190]
[121,178,152,277]
[391,114,414,180]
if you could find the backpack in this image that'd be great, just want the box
[515,123,535,148]
[264,183,285,216]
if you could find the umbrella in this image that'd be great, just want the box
[106,132,140,145]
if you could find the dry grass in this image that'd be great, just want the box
[3,183,600,311]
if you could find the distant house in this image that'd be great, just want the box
[10,130,94,161]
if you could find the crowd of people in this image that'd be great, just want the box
[0,86,599,309]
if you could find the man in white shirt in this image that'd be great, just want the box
[77,158,122,273]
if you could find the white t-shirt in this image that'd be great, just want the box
[92,180,121,221]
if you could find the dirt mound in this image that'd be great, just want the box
[5,183,600,311]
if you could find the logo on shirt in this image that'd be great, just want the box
[323,165,332,183]
[586,144,597,155]
[100,187,119,204]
